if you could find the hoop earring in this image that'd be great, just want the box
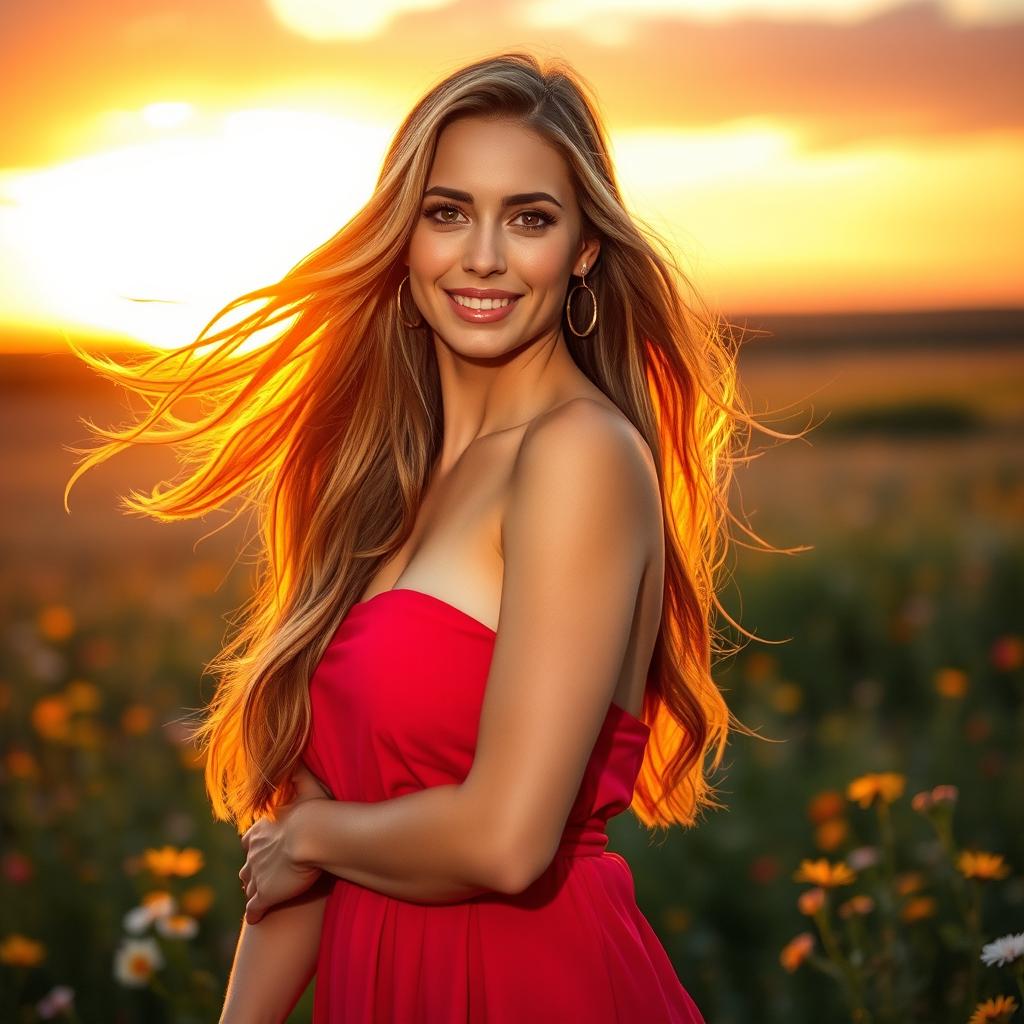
[565,262,597,337]
[397,273,425,329]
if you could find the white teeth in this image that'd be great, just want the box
[451,294,514,310]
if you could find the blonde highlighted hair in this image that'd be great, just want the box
[65,51,806,834]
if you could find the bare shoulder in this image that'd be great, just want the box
[518,395,658,493]
[505,396,661,551]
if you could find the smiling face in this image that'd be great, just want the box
[405,115,598,354]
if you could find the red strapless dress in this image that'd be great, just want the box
[302,587,705,1023]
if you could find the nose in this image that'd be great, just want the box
[461,219,506,278]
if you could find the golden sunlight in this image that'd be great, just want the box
[1,109,1021,348]
[1,107,391,350]
[267,0,455,41]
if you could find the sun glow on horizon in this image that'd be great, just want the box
[0,101,1021,351]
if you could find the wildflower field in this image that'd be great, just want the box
[1,312,1022,1023]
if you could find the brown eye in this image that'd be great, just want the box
[515,210,557,232]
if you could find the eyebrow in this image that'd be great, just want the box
[423,185,563,209]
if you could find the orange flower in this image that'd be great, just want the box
[5,748,38,779]
[743,651,776,685]
[896,871,926,896]
[31,696,70,741]
[957,851,1011,881]
[121,705,154,736]
[0,933,46,966]
[797,887,825,915]
[807,790,846,824]
[900,896,937,922]
[793,858,856,888]
[934,667,968,698]
[181,885,215,917]
[142,846,205,878]
[37,605,74,642]
[847,772,905,809]
[779,932,815,972]
[141,890,175,913]
[838,894,874,919]
[968,994,1018,1024]
[815,818,848,852]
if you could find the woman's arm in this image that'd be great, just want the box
[220,763,333,1024]
[288,783,508,903]
[219,875,333,1024]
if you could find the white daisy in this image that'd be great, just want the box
[980,931,1024,967]
[113,937,164,988]
[122,905,153,935]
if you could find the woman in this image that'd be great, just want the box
[66,51,795,1024]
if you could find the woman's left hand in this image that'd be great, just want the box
[238,763,330,925]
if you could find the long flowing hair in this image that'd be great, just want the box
[64,51,807,834]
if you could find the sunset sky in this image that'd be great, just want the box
[1,0,1022,351]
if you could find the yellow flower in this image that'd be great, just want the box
[142,846,205,878]
[779,932,815,972]
[900,896,937,922]
[797,887,825,915]
[847,772,905,809]
[958,851,1011,881]
[793,858,856,888]
[968,994,1018,1024]
[0,933,46,966]
[63,679,101,712]
[769,682,803,714]
[934,667,968,698]
[69,718,104,749]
